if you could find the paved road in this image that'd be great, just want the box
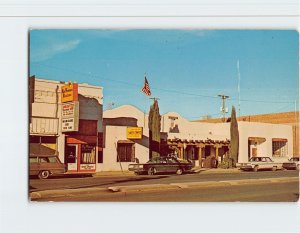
[29,170,299,192]
[37,180,299,202]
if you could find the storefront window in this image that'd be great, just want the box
[81,144,96,164]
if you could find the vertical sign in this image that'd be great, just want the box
[61,82,78,103]
[61,101,79,132]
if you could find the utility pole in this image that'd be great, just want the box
[150,97,160,102]
[218,94,229,122]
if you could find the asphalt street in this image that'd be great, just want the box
[36,180,299,202]
[29,170,298,192]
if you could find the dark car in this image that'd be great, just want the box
[128,156,193,175]
[282,157,299,170]
[30,155,66,179]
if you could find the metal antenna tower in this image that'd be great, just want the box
[237,60,241,117]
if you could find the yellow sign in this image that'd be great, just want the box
[61,83,78,103]
[127,127,143,139]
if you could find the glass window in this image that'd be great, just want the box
[48,157,58,163]
[272,141,288,157]
[30,157,38,163]
[81,144,96,164]
[39,157,48,163]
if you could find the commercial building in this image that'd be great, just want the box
[197,111,299,156]
[29,76,103,174]
[102,105,293,171]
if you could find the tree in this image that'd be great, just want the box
[229,106,239,166]
[148,99,161,159]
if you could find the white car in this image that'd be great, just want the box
[237,157,283,172]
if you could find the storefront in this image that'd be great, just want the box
[167,138,229,168]
[65,135,97,173]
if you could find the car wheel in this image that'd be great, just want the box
[272,166,277,172]
[253,166,259,172]
[176,168,183,175]
[147,167,156,175]
[38,170,50,179]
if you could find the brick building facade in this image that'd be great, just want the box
[197,111,299,156]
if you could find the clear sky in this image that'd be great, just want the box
[30,29,299,120]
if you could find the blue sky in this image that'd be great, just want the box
[30,29,299,120]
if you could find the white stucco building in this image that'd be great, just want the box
[101,105,293,171]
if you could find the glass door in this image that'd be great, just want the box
[65,144,78,172]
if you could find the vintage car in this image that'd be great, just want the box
[30,155,66,179]
[237,156,283,172]
[282,157,299,170]
[128,156,193,175]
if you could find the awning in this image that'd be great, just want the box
[272,138,288,142]
[117,140,134,144]
[248,137,266,143]
[29,143,58,156]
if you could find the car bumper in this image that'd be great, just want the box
[239,166,254,171]
[282,164,297,170]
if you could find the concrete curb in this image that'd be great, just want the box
[108,183,178,192]
[30,177,299,200]
[30,187,108,200]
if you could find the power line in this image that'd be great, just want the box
[33,62,296,104]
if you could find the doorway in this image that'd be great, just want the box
[65,144,78,172]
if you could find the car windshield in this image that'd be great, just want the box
[250,157,261,162]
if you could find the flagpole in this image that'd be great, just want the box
[141,72,152,128]
[144,72,147,128]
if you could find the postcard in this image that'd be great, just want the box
[29,29,299,202]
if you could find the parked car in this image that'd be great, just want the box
[282,157,299,170]
[30,155,66,179]
[128,156,193,175]
[237,156,283,172]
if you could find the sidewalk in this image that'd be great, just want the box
[93,167,241,177]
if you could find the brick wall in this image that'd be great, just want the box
[196,112,300,156]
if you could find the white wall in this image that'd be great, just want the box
[101,125,149,171]
[238,122,293,163]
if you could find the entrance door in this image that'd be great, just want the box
[65,145,78,172]
[252,148,257,157]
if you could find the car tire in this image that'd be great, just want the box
[38,170,50,179]
[272,166,277,172]
[253,166,259,172]
[147,167,156,175]
[176,168,183,175]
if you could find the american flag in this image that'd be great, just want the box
[141,76,151,96]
